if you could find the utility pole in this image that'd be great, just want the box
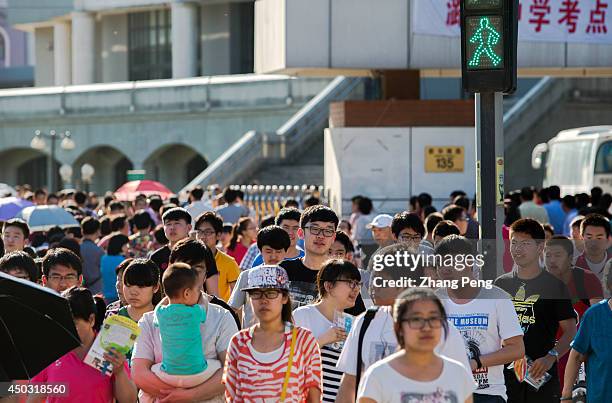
[460,0,518,280]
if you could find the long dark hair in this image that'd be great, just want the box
[393,288,448,348]
[281,291,293,324]
[62,286,106,332]
[229,217,252,251]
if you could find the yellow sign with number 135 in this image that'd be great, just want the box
[425,146,465,173]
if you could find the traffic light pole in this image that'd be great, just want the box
[476,92,505,281]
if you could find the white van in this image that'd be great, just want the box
[532,126,612,196]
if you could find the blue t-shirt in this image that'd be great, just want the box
[100,254,125,301]
[543,200,565,234]
[250,246,305,268]
[154,304,207,375]
[571,299,612,402]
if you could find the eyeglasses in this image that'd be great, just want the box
[197,229,216,237]
[305,225,335,238]
[248,290,282,300]
[47,274,78,282]
[400,316,444,330]
[336,279,362,290]
[398,233,422,242]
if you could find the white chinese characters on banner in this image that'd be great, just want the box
[413,0,612,44]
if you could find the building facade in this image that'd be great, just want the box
[8,0,254,87]
[0,0,34,88]
[0,75,330,193]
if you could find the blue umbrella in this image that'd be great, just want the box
[0,197,34,221]
[17,206,79,232]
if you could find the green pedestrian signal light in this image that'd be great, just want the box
[460,0,518,93]
[467,17,503,69]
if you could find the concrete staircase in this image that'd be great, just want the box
[245,134,325,185]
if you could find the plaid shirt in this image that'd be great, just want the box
[240,243,260,271]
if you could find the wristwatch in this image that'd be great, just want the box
[547,349,560,360]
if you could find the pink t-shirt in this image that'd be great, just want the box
[227,242,249,265]
[30,351,129,403]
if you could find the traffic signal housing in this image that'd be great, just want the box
[460,0,518,94]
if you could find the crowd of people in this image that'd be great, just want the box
[1,183,611,402]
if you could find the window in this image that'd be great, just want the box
[128,10,172,80]
[546,140,593,186]
[594,141,612,174]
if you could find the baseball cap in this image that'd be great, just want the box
[366,214,394,229]
[241,265,290,291]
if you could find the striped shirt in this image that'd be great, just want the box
[320,345,344,402]
[223,325,322,402]
[293,306,350,402]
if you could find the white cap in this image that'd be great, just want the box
[366,214,394,229]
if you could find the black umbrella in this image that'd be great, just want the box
[0,272,81,381]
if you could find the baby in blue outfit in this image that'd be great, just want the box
[151,263,221,388]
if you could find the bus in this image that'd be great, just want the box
[532,126,612,196]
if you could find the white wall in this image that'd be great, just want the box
[255,0,612,74]
[34,27,54,86]
[325,127,476,216]
[257,0,409,73]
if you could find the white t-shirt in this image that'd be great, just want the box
[584,254,608,283]
[228,270,255,327]
[436,287,523,400]
[335,306,470,376]
[358,352,475,403]
[133,293,238,402]
[293,305,350,402]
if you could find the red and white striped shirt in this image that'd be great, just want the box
[223,325,322,402]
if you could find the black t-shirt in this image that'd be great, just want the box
[150,244,219,279]
[494,270,575,361]
[280,259,365,316]
[210,295,241,330]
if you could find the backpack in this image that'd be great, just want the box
[355,306,379,397]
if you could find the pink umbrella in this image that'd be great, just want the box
[114,180,173,201]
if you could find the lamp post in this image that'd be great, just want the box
[30,130,76,192]
[81,163,95,192]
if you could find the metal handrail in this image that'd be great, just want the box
[181,130,262,191]
[0,74,292,97]
[503,76,554,124]
[503,77,569,146]
[180,77,365,193]
[279,77,364,155]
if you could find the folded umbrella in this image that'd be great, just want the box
[0,272,81,381]
[114,180,173,201]
[17,205,79,232]
[0,197,34,221]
